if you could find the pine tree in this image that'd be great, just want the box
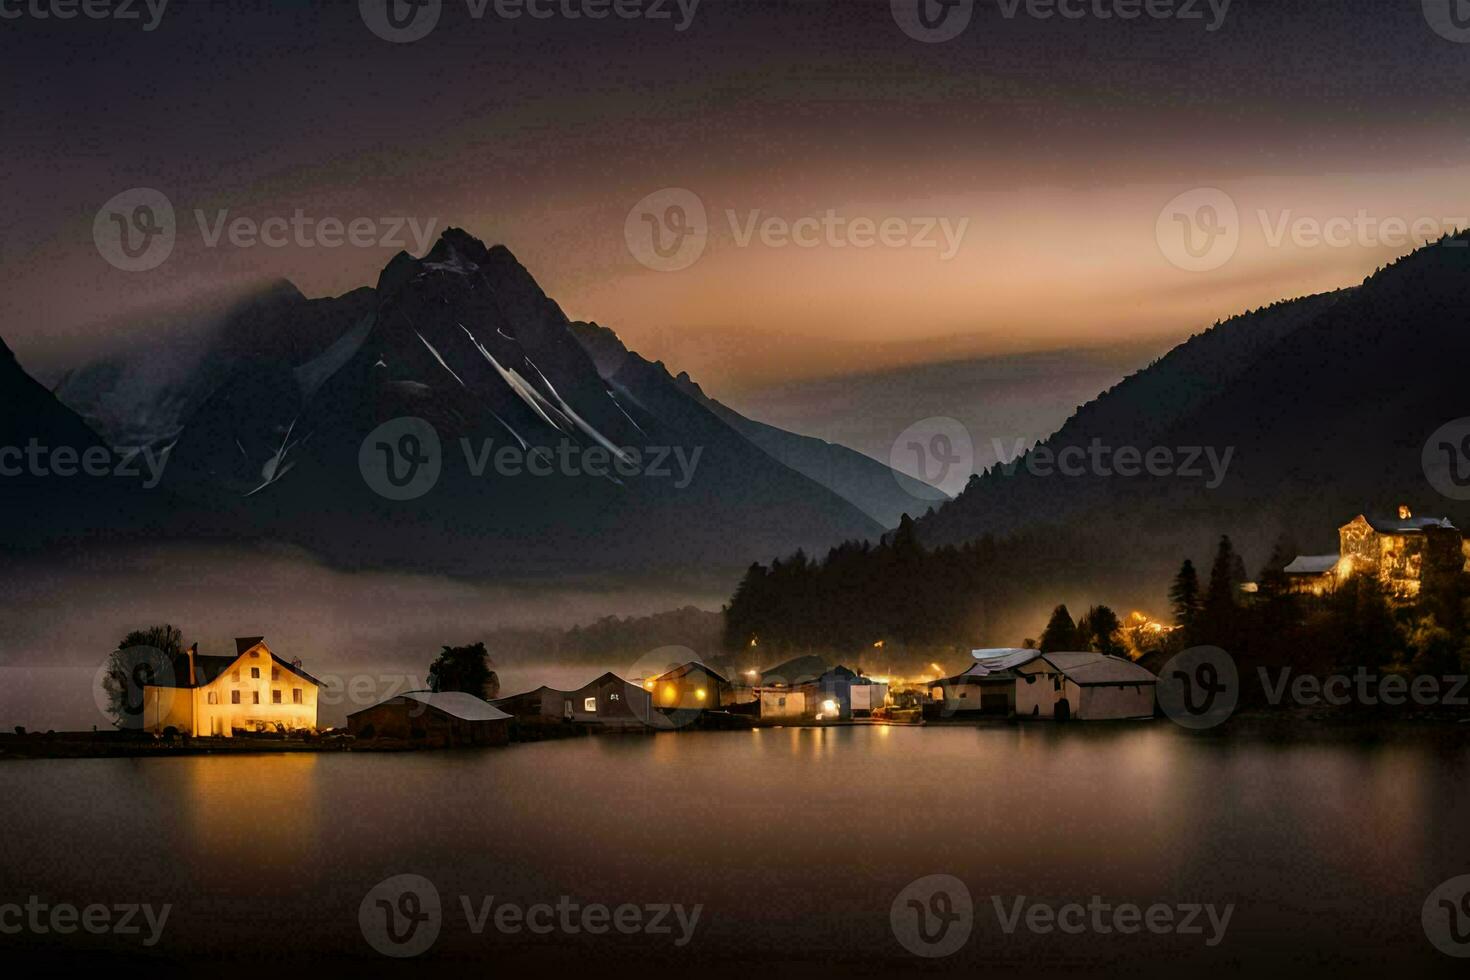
[1169,559,1203,630]
[1079,605,1125,658]
[1206,535,1240,614]
[1039,604,1081,653]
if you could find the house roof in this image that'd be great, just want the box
[941,663,1021,685]
[1032,652,1158,686]
[271,654,324,688]
[969,648,1041,672]
[152,654,236,689]
[1351,514,1457,534]
[355,690,511,722]
[493,673,647,705]
[1284,554,1340,575]
[149,643,322,690]
[235,636,266,656]
[760,655,831,686]
[654,661,730,684]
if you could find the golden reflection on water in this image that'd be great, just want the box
[175,754,324,880]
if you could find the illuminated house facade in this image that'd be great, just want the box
[644,661,730,711]
[1284,506,1466,599]
[141,636,321,737]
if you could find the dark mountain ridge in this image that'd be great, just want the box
[5,230,902,584]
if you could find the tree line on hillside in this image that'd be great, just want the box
[1154,534,1470,693]
[723,515,1000,654]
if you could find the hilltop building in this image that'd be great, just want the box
[1283,506,1466,599]
[141,636,320,737]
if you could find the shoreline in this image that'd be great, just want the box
[2,708,1465,761]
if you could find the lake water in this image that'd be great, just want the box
[2,723,1468,977]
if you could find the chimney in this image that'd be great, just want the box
[187,642,197,687]
[1399,504,1413,520]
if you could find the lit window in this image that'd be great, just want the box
[609,693,620,701]
[231,691,240,705]
[292,689,302,704]
[251,667,260,679]
[584,697,597,712]
[272,690,282,704]
[695,688,707,702]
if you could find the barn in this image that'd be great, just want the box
[1015,652,1157,721]
[347,691,511,746]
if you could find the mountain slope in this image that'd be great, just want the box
[572,321,946,527]
[917,232,1470,577]
[23,229,883,581]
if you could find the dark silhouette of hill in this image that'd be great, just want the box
[727,232,1470,648]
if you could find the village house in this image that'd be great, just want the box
[928,649,1037,719]
[1284,505,1466,599]
[1014,651,1158,721]
[141,636,320,737]
[643,661,731,711]
[931,665,1020,717]
[494,672,654,730]
[348,691,511,746]
[752,658,887,722]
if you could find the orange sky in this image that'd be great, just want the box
[4,3,1468,394]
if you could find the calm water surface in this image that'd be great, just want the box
[2,724,1467,977]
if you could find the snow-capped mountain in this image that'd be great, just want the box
[16,229,921,581]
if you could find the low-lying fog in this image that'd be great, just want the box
[0,542,727,730]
